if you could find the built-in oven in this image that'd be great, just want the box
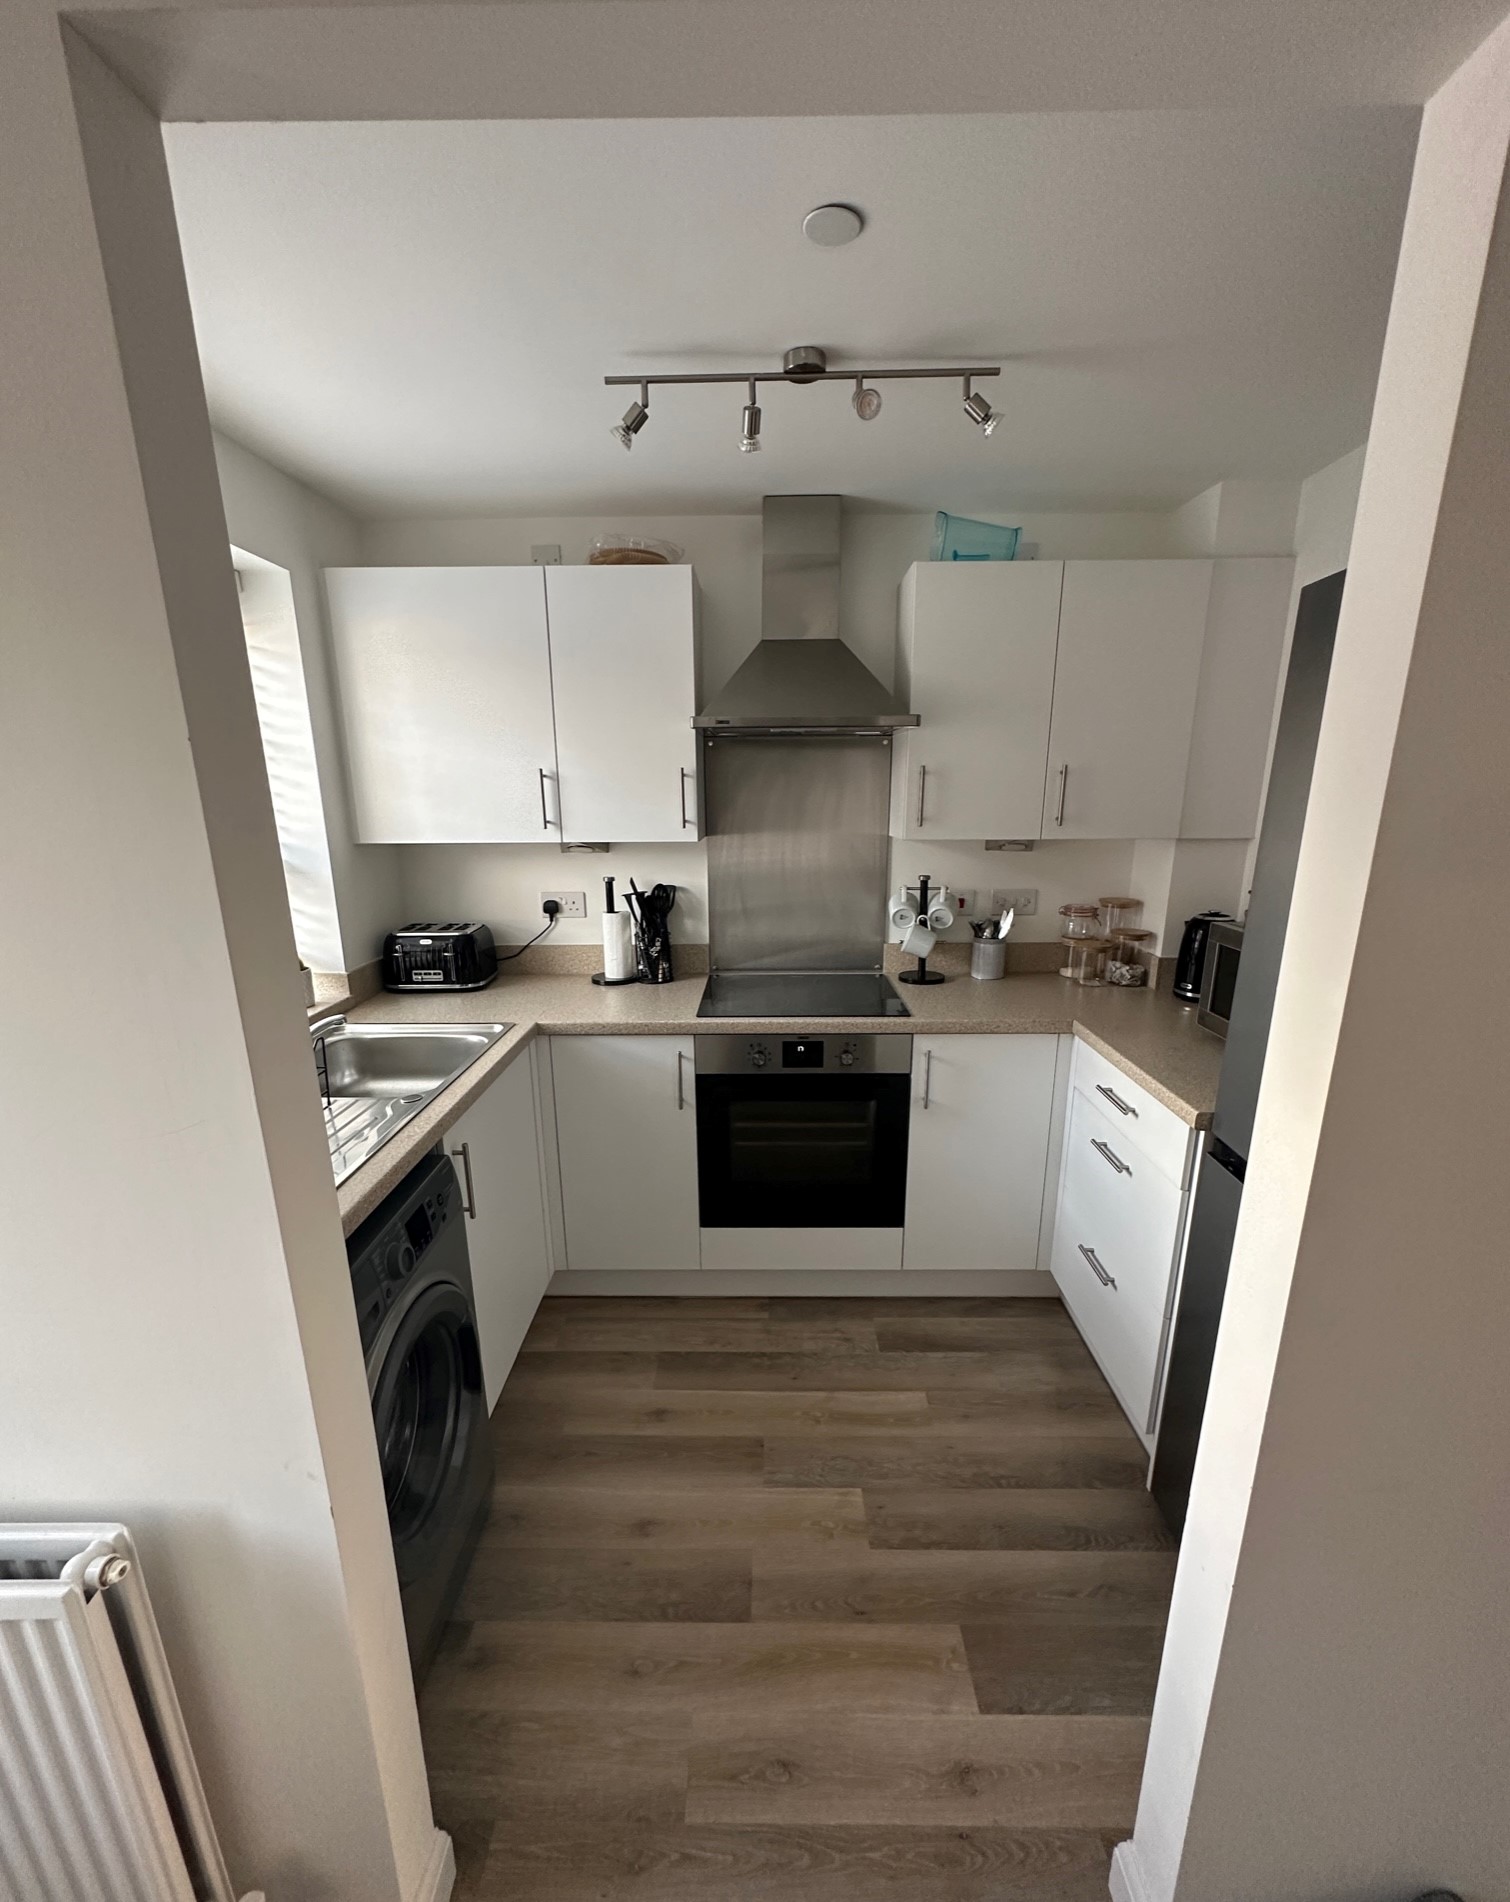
[1197,920,1245,1038]
[695,1034,912,1229]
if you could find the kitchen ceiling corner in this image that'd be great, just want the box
[164,108,1418,517]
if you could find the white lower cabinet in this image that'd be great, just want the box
[446,1049,552,1410]
[903,1035,1060,1271]
[551,1036,700,1271]
[1049,1049,1198,1447]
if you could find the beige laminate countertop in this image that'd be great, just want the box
[335,970,1224,1236]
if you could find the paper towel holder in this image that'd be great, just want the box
[897,873,949,986]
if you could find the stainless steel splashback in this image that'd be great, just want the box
[703,731,892,974]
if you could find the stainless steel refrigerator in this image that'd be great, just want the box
[1151,569,1345,1534]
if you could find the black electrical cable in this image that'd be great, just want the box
[498,902,560,962]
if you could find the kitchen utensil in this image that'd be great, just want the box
[629,878,677,983]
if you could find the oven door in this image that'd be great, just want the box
[696,1072,911,1228]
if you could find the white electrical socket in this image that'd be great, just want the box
[951,889,977,916]
[531,543,562,565]
[540,890,587,918]
[991,887,1039,917]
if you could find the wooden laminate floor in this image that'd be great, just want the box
[421,1296,1177,1901]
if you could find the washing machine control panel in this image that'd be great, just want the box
[347,1156,459,1354]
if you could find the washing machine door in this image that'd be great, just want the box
[370,1277,485,1588]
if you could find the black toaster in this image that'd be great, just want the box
[383,922,497,992]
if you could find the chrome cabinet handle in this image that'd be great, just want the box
[921,1048,934,1109]
[676,1049,689,1110]
[1091,1137,1130,1175]
[1054,763,1069,828]
[538,766,559,830]
[1095,1082,1136,1118]
[915,764,928,828]
[680,767,694,829]
[1079,1242,1116,1289]
[449,1140,477,1219]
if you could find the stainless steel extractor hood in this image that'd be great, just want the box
[693,494,919,730]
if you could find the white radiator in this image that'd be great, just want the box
[0,1525,260,1902]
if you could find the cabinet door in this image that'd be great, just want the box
[1042,561,1212,839]
[447,1049,552,1410]
[903,1035,1059,1270]
[892,563,1063,840]
[546,566,700,842]
[551,1036,700,1271]
[326,566,558,843]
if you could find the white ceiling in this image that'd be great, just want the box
[166,110,1419,519]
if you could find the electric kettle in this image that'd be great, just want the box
[1173,911,1232,1003]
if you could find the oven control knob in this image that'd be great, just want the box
[838,1048,856,1067]
[750,1045,770,1068]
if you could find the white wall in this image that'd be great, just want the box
[1122,20,1510,1900]
[0,31,435,1902]
[216,430,404,969]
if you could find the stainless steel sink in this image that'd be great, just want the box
[311,1016,511,1187]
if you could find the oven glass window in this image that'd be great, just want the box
[697,1073,910,1228]
[729,1098,878,1187]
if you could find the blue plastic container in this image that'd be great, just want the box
[930,512,1020,562]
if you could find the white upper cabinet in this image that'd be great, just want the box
[546,565,701,842]
[326,565,559,844]
[893,556,1287,842]
[891,562,1063,840]
[1178,557,1293,839]
[1042,561,1212,839]
[326,563,700,845]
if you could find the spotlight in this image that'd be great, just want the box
[962,379,1000,437]
[740,381,762,454]
[852,378,883,422]
[612,384,650,450]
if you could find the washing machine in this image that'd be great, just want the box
[346,1149,493,1679]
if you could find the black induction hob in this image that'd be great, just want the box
[696,971,911,1020]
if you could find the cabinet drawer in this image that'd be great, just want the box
[1069,1036,1197,1188]
[1050,1187,1162,1445]
[1060,1088,1187,1333]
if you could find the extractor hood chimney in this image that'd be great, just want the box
[693,495,919,730]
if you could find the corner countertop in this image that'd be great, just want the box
[335,970,1225,1236]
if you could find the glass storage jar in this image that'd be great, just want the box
[1099,896,1143,936]
[1059,904,1101,939]
[1106,928,1155,986]
[1068,938,1111,986]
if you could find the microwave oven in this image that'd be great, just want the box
[1197,920,1245,1037]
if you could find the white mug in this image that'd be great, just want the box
[900,920,937,959]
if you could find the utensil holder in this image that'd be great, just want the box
[970,938,1007,981]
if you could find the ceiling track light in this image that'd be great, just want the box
[604,347,1000,453]
[962,376,1000,436]
[852,377,883,422]
[739,380,762,454]
[612,381,650,451]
